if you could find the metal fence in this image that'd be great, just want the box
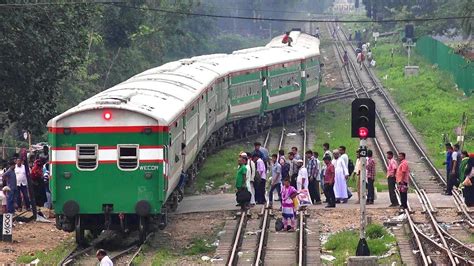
[415,36,473,95]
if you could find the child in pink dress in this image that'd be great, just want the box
[281,178,297,231]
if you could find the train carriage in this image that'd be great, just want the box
[48,30,320,244]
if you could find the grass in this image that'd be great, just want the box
[323,224,399,265]
[16,240,75,265]
[309,101,388,192]
[372,42,474,168]
[192,143,254,193]
[184,238,216,255]
[151,249,178,266]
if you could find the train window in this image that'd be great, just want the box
[76,144,98,170]
[118,145,139,170]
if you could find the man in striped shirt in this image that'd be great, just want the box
[366,150,375,204]
[386,151,399,207]
[306,150,321,204]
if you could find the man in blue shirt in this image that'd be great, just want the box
[443,143,453,183]
[1,161,17,213]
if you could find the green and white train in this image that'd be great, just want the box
[47,30,321,243]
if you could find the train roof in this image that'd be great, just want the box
[48,31,320,127]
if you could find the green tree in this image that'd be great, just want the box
[0,4,98,135]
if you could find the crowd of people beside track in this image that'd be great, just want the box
[234,142,415,227]
[0,146,52,220]
[235,141,474,221]
[443,143,474,206]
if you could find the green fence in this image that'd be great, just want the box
[415,36,473,95]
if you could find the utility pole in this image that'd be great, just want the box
[459,112,468,151]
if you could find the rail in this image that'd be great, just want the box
[337,22,473,227]
[254,126,286,265]
[329,22,473,265]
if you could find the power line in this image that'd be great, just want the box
[103,3,473,24]
[0,1,125,7]
[1,1,472,24]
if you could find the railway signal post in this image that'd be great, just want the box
[351,98,376,256]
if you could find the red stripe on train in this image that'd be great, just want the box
[49,126,168,134]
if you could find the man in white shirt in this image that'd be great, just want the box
[96,249,113,266]
[332,150,349,203]
[296,159,308,191]
[339,146,353,200]
[242,152,256,206]
[15,158,30,211]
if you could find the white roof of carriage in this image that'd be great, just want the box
[48,32,320,127]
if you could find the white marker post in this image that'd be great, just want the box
[2,213,13,242]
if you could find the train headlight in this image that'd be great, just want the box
[103,110,112,121]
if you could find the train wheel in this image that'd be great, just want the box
[75,215,86,246]
[158,209,168,230]
[138,216,148,244]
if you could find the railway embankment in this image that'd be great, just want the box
[372,42,474,166]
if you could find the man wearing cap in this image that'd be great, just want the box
[296,159,308,191]
[1,161,17,213]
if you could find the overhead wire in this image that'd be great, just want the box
[0,1,472,24]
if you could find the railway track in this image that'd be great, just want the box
[221,118,310,265]
[59,232,152,265]
[328,22,474,265]
[336,21,474,227]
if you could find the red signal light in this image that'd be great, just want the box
[103,111,112,121]
[358,127,369,139]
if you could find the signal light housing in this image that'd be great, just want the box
[351,98,376,138]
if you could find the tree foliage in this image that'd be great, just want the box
[1,0,309,141]
[361,0,471,37]
[0,4,98,135]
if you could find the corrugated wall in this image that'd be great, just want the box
[415,36,473,95]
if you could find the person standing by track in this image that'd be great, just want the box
[446,144,461,195]
[15,158,31,211]
[396,152,410,209]
[386,151,399,207]
[443,143,453,189]
[296,159,308,191]
[288,152,298,188]
[243,153,256,207]
[323,156,336,208]
[366,150,376,205]
[462,156,474,206]
[235,156,249,208]
[306,150,321,204]
[352,150,361,204]
[253,153,266,204]
[333,150,349,203]
[1,161,16,213]
[268,154,282,208]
